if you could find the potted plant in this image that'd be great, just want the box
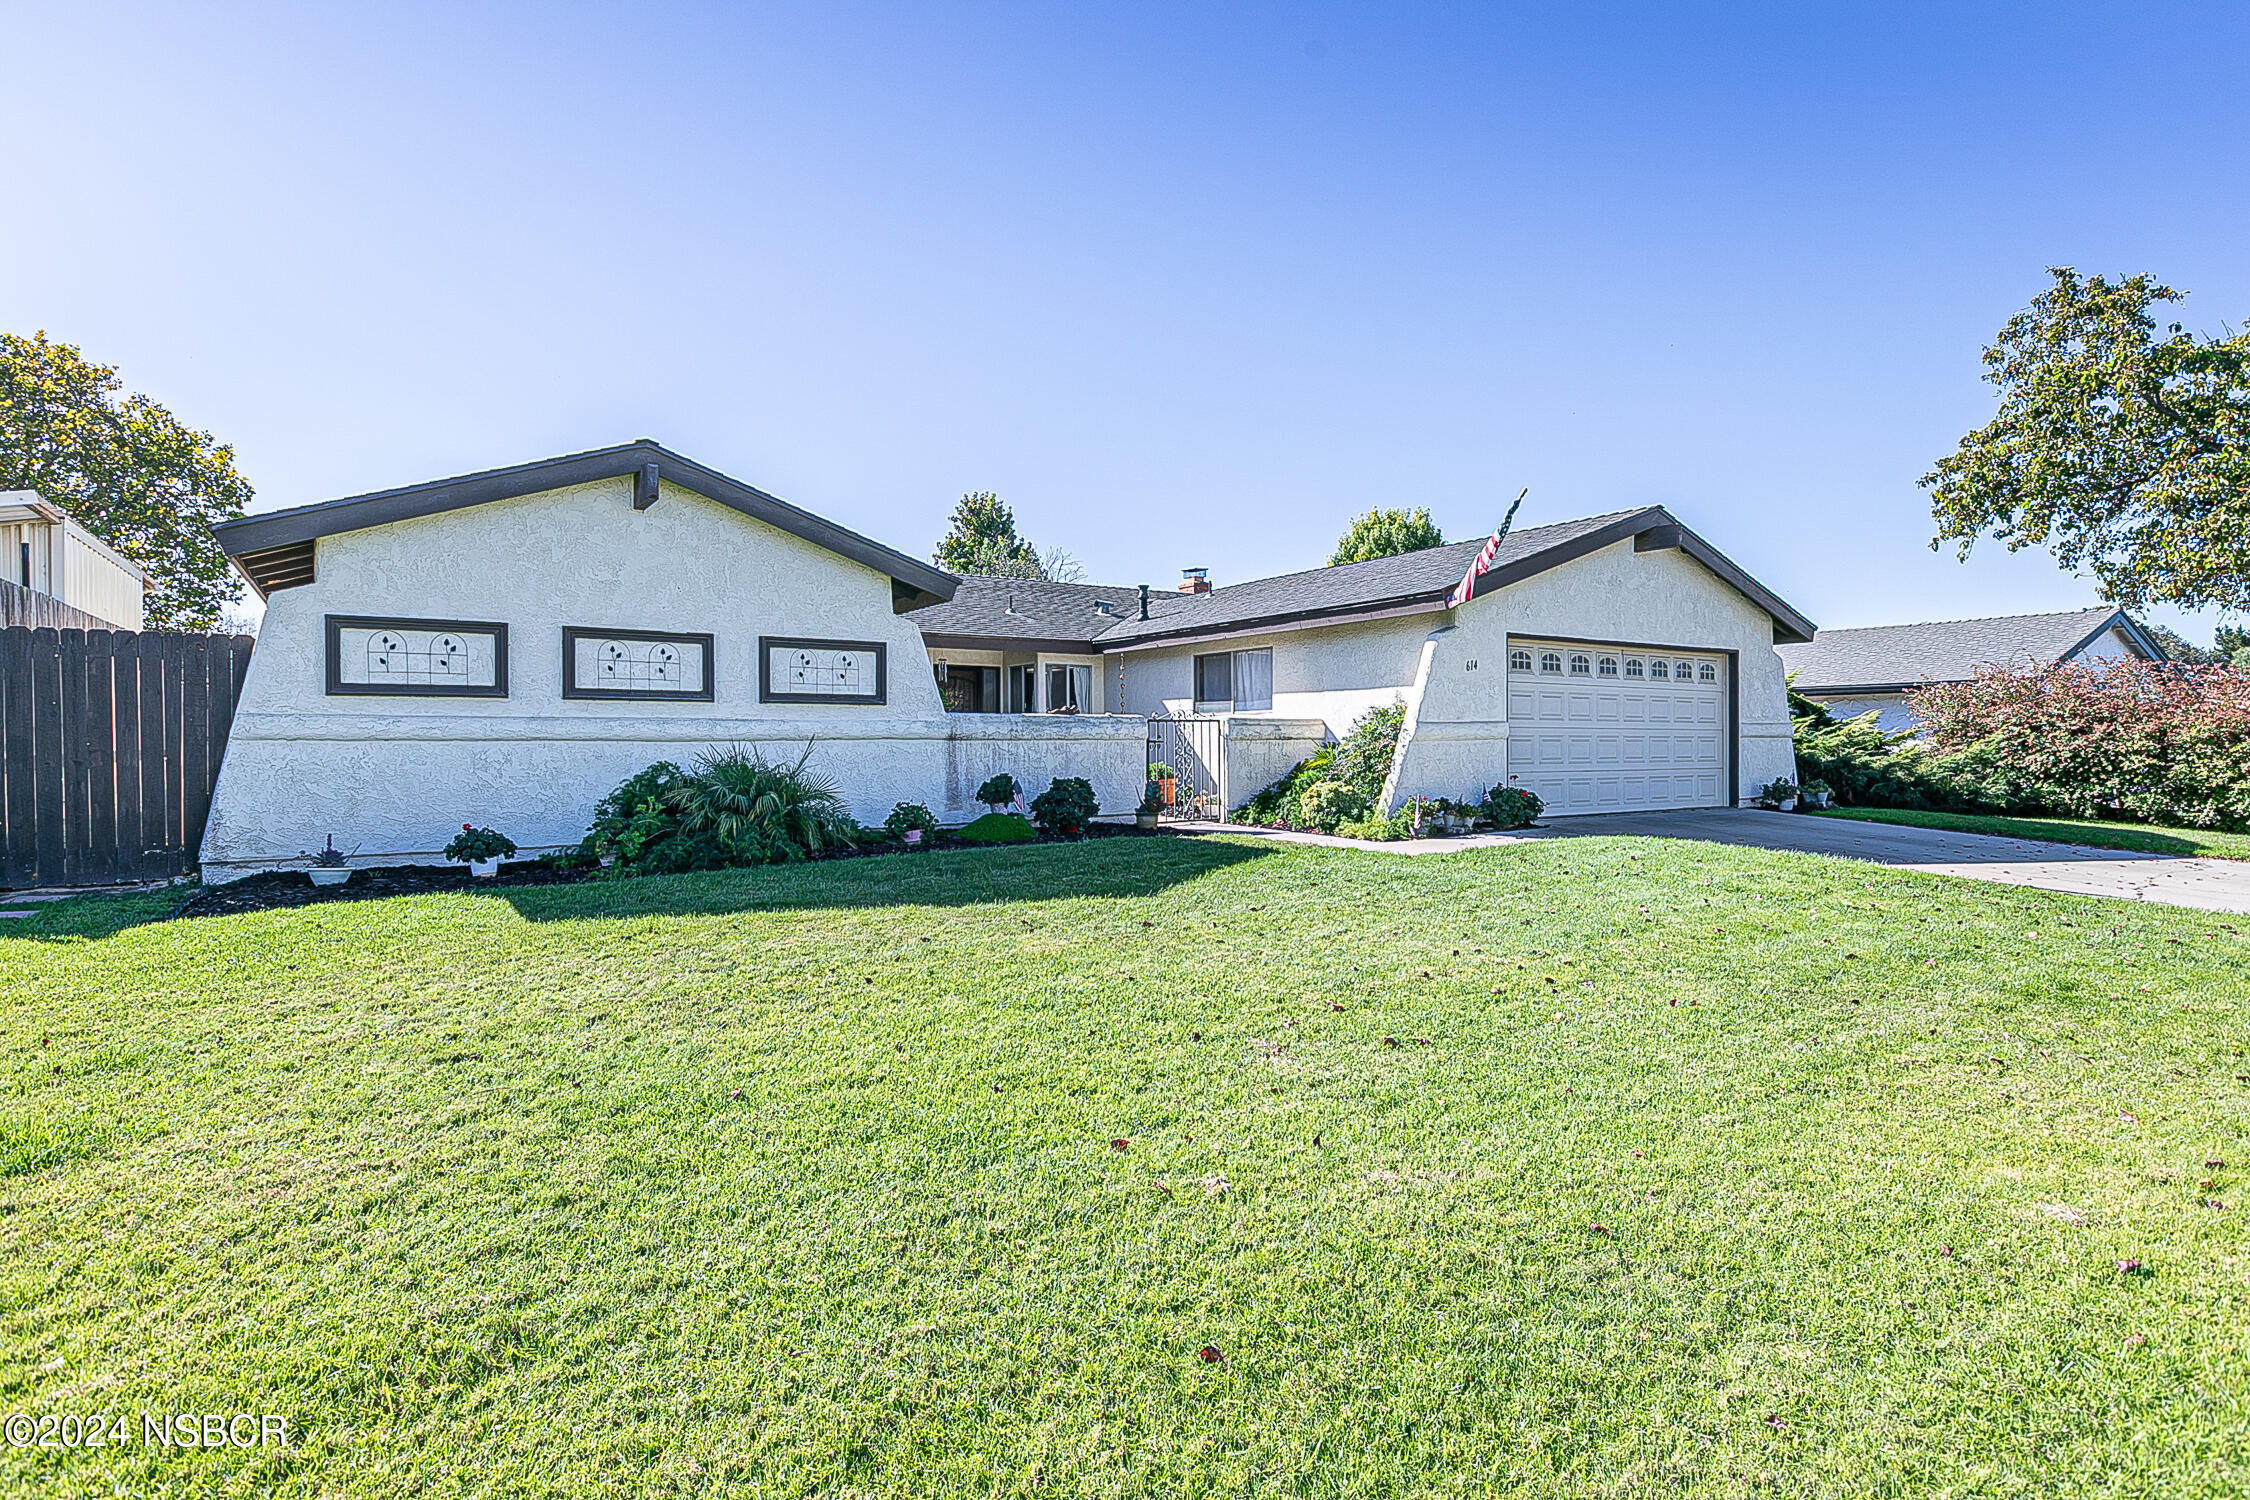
[885,802,939,847]
[1800,778,1833,809]
[974,774,1020,814]
[1477,783,1545,830]
[1148,762,1178,807]
[1134,789,1162,830]
[1758,778,1799,812]
[305,835,351,887]
[444,823,518,877]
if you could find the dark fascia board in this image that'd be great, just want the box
[1798,681,1928,696]
[1092,506,1817,651]
[2063,610,2164,664]
[1605,511,1818,645]
[211,440,959,604]
[920,632,1103,655]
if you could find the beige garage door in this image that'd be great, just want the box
[1505,641,1727,815]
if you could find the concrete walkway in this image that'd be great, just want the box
[1173,809,2250,913]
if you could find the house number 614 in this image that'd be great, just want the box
[1464,659,1479,671]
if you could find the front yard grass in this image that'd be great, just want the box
[1810,805,2250,861]
[4,835,2247,1496]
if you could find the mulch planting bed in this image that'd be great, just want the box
[174,821,1167,918]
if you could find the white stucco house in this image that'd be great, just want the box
[1777,607,2164,733]
[908,508,1816,818]
[203,441,1815,877]
[201,443,1145,879]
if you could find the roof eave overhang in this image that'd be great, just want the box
[1099,597,1451,654]
[919,632,1105,655]
[210,441,959,604]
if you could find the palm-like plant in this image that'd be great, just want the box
[668,744,859,861]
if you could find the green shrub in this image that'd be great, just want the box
[1478,784,1543,829]
[1030,777,1100,836]
[1297,780,1369,832]
[582,746,859,875]
[1240,703,1407,827]
[974,774,1019,811]
[1335,811,1413,840]
[958,812,1036,844]
[885,802,939,840]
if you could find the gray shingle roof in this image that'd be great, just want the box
[1776,607,2158,692]
[906,504,1816,650]
[908,576,1191,650]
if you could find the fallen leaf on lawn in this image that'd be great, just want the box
[726,1089,743,1099]
[1110,1138,1129,1152]
[1197,1345,1223,1363]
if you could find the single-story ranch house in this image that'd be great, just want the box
[1777,606,2163,733]
[203,441,1814,877]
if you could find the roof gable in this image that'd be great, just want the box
[1776,607,2159,692]
[213,441,959,606]
[1079,506,1814,648]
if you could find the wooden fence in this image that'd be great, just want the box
[0,626,255,888]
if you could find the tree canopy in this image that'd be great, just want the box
[1328,506,1445,566]
[0,331,252,630]
[1924,268,2250,613]
[932,492,1078,580]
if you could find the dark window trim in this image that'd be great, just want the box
[758,635,889,705]
[324,613,509,698]
[560,626,717,702]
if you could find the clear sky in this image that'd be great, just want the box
[5,1,2245,639]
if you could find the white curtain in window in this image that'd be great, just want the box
[1231,648,1272,711]
[1045,663,1091,711]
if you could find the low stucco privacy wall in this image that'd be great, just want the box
[201,474,1143,879]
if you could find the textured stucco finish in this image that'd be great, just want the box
[203,478,1141,876]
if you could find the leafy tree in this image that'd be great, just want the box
[2143,623,2215,664]
[1328,507,1445,566]
[1924,268,2250,612]
[0,331,253,629]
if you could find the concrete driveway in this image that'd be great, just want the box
[1183,808,2250,912]
[1515,808,2250,913]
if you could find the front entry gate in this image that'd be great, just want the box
[1147,714,1225,822]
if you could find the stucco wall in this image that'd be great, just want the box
[1388,538,1795,808]
[201,477,1142,876]
[1115,613,1431,736]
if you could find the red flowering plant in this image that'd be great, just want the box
[1908,659,2250,830]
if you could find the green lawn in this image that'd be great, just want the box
[4,836,2247,1497]
[1811,805,2250,861]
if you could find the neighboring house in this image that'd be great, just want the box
[0,492,150,630]
[1776,607,2164,733]
[909,508,1816,819]
[200,443,1146,880]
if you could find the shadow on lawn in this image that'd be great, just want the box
[494,835,1279,922]
[4,836,1282,943]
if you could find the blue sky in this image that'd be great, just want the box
[5,2,2245,638]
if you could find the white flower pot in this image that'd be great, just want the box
[470,856,502,878]
[1777,798,1797,812]
[308,867,350,887]
[904,829,923,846]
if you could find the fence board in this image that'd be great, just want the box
[0,627,253,889]
[137,633,166,869]
[111,633,141,882]
[0,628,30,885]
[30,629,64,881]
[84,633,117,884]
[58,631,88,882]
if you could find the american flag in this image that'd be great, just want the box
[1447,489,1526,607]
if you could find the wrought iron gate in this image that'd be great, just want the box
[1147,714,1225,822]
